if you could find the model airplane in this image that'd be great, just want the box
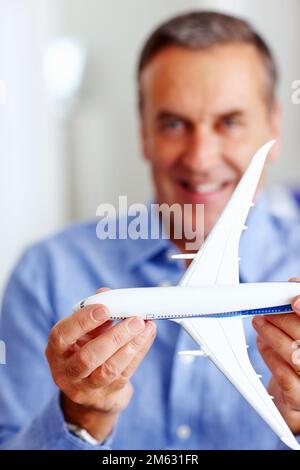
[73,140,300,450]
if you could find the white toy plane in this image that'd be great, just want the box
[73,140,300,450]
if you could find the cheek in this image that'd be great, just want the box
[223,141,257,176]
[149,140,183,172]
[144,123,186,169]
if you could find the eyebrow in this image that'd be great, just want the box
[156,109,246,123]
[219,110,245,119]
[156,111,189,121]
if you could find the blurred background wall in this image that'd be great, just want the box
[0,0,300,295]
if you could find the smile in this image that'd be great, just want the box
[180,180,230,195]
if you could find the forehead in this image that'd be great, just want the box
[139,44,266,116]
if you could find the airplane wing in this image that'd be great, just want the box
[177,140,300,450]
[179,140,275,287]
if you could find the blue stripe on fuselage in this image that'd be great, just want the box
[155,304,293,320]
[200,304,293,318]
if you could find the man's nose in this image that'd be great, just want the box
[182,127,221,172]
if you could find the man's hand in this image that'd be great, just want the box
[45,289,156,442]
[253,278,300,434]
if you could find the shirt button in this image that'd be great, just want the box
[158,280,172,287]
[176,425,191,440]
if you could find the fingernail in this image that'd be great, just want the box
[128,317,145,334]
[145,321,156,337]
[291,349,300,366]
[253,316,265,328]
[293,298,300,313]
[92,306,109,322]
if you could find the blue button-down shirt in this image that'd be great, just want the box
[1,189,300,450]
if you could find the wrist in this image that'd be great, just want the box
[61,393,118,442]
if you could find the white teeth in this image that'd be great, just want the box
[193,182,224,193]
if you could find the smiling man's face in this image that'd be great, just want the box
[139,43,281,245]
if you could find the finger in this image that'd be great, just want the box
[96,287,110,294]
[74,321,114,349]
[65,316,146,380]
[253,316,297,368]
[268,377,300,432]
[68,289,111,349]
[256,337,300,410]
[88,321,156,388]
[292,296,300,316]
[262,312,300,341]
[288,278,300,316]
[119,322,157,382]
[88,321,114,338]
[48,304,110,354]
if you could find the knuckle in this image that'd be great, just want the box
[65,349,94,379]
[270,336,282,352]
[282,389,297,408]
[111,375,130,392]
[276,367,292,393]
[52,371,67,390]
[120,369,131,382]
[256,336,266,353]
[128,335,146,351]
[76,312,90,332]
[111,330,125,348]
[98,361,120,382]
[48,324,66,350]
[258,321,269,335]
[65,362,83,380]
[77,348,95,371]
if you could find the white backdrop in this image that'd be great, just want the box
[0,0,68,296]
[0,0,300,295]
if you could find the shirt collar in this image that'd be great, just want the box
[123,192,288,280]
[124,235,173,270]
[123,203,180,270]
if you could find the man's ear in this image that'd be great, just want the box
[267,100,282,162]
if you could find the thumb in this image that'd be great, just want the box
[289,278,300,316]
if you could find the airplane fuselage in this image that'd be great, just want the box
[76,282,300,320]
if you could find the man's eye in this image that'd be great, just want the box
[164,120,183,130]
[222,117,240,128]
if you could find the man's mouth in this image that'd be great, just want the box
[179,180,230,195]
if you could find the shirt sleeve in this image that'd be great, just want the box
[0,245,114,450]
[2,391,114,450]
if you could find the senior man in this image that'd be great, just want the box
[1,11,300,450]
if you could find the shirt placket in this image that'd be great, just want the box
[167,327,205,448]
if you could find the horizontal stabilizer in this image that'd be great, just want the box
[171,253,196,260]
[178,349,207,357]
